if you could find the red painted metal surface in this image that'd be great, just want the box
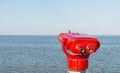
[58,31,100,71]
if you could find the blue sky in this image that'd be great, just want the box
[0,0,120,35]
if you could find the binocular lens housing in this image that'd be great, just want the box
[58,31,100,71]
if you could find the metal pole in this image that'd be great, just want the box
[68,70,86,73]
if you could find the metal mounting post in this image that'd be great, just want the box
[68,70,86,73]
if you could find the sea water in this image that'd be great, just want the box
[0,35,119,73]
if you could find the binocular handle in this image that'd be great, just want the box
[62,41,75,58]
[62,43,69,57]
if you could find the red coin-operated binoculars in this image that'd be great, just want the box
[58,31,100,73]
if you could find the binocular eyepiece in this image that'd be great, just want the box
[58,31,100,71]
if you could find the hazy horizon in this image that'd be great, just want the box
[0,0,120,35]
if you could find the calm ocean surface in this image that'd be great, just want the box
[0,35,120,73]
